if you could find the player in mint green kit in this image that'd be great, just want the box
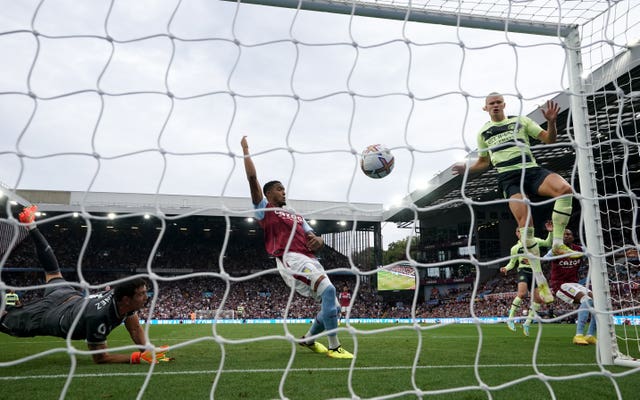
[453,93,579,304]
[500,222,552,336]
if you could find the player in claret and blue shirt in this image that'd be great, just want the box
[1,205,172,365]
[241,136,353,359]
[544,226,596,346]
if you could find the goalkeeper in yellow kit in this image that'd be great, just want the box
[0,206,172,365]
[453,93,580,305]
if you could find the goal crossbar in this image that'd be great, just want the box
[222,0,576,37]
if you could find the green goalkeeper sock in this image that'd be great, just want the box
[509,296,522,318]
[552,197,572,245]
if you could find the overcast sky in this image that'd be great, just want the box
[0,0,635,247]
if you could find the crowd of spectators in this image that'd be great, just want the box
[3,221,637,322]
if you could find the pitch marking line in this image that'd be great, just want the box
[0,363,595,381]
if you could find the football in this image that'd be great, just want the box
[360,144,395,179]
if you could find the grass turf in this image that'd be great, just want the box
[1,323,639,399]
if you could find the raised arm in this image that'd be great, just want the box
[536,100,559,144]
[241,136,264,206]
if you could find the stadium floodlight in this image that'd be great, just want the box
[1,1,640,398]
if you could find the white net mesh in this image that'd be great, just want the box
[1,0,640,398]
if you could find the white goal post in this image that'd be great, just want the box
[217,0,635,367]
[3,1,640,398]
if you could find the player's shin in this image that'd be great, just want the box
[519,228,543,273]
[320,285,339,331]
[319,285,340,348]
[552,197,572,245]
[305,318,325,342]
[509,297,522,318]
[576,301,589,335]
[525,302,541,325]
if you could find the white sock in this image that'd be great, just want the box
[328,335,340,349]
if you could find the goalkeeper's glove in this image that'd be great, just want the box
[130,346,174,364]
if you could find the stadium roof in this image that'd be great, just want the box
[2,45,638,231]
[0,189,384,234]
[5,38,638,229]
[384,43,640,223]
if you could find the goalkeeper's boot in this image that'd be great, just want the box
[585,335,597,345]
[327,346,353,359]
[522,323,530,337]
[538,283,554,304]
[299,337,328,354]
[18,205,38,224]
[573,334,589,345]
[552,243,583,259]
[507,320,516,332]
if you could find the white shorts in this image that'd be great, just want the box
[275,252,332,301]
[556,282,590,305]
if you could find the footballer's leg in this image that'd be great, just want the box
[523,301,541,337]
[558,283,592,345]
[319,284,353,359]
[518,226,553,304]
[507,296,521,332]
[300,317,328,354]
[585,315,597,345]
[579,292,597,345]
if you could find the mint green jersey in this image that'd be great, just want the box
[4,292,19,306]
[477,116,543,174]
[503,233,553,271]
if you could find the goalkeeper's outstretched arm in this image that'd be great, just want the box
[88,314,146,364]
[88,342,171,364]
[87,315,169,364]
[88,342,135,364]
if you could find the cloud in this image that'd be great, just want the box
[0,0,583,215]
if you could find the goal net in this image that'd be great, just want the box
[1,0,640,398]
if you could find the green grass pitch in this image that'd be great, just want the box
[377,270,416,291]
[1,323,639,399]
